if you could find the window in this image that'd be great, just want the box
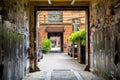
[72,19,80,31]
[48,11,63,23]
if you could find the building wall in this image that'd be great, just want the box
[0,0,29,80]
[39,11,86,52]
[2,28,24,80]
[64,25,72,52]
[90,0,120,79]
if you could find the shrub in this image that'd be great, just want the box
[42,38,52,53]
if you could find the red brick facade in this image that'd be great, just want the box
[39,11,86,52]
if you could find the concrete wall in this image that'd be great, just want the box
[0,0,29,80]
[2,27,24,80]
[90,0,120,79]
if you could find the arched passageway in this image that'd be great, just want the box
[33,6,90,72]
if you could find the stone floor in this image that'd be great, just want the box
[24,53,101,80]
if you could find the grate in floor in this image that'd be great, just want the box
[45,69,83,80]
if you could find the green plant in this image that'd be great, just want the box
[79,29,86,45]
[68,29,86,45]
[68,32,77,42]
[42,38,52,53]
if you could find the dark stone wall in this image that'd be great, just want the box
[0,0,29,80]
[90,0,120,79]
[92,25,120,79]
[2,28,24,80]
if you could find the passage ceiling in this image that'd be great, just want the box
[29,0,90,6]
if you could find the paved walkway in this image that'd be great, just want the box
[24,53,100,80]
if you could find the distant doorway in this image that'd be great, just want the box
[48,32,63,53]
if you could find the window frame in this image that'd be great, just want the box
[48,11,63,23]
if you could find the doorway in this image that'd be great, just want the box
[48,32,63,52]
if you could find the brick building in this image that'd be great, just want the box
[38,11,86,52]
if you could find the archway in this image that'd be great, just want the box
[29,3,90,71]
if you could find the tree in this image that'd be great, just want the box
[69,32,77,58]
[69,29,86,62]
[78,29,86,45]
[69,29,86,45]
[76,29,86,63]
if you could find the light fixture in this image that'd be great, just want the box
[48,0,52,5]
[71,0,76,5]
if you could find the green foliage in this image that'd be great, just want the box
[80,29,86,45]
[42,38,52,53]
[68,29,86,45]
[68,32,77,42]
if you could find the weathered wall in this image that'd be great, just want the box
[2,28,24,80]
[90,0,120,79]
[0,0,29,80]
